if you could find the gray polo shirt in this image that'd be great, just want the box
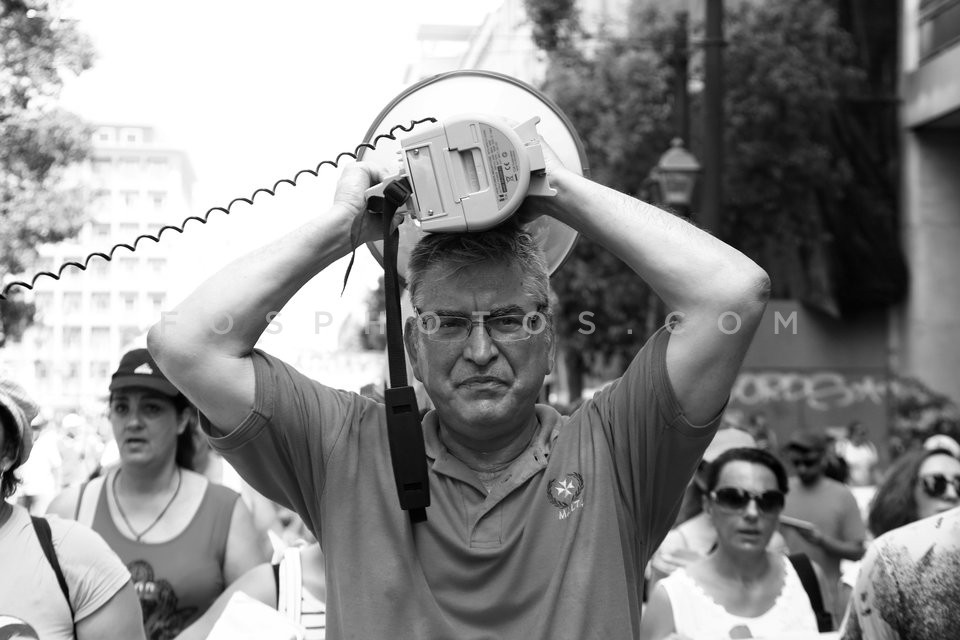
[203,327,717,638]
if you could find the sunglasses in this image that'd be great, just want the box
[919,473,960,499]
[710,487,786,514]
[789,456,821,468]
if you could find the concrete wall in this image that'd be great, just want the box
[898,128,960,404]
[728,300,891,448]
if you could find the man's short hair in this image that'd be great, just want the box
[406,219,552,316]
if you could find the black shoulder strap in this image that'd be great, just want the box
[31,515,78,634]
[272,561,281,603]
[788,553,833,632]
[74,479,89,520]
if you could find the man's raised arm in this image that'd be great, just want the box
[147,164,390,435]
[541,165,769,426]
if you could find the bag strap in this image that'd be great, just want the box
[31,516,78,637]
[788,553,833,632]
[75,475,106,527]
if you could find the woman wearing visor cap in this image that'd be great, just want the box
[48,349,266,639]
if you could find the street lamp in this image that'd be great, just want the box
[649,137,701,214]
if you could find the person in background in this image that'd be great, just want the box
[648,427,788,593]
[58,413,104,489]
[780,429,865,622]
[175,542,326,640]
[0,376,145,640]
[747,411,778,452]
[866,446,960,538]
[47,349,267,640]
[835,421,879,487]
[841,505,960,639]
[14,412,61,514]
[641,448,828,639]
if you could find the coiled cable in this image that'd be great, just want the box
[0,117,435,300]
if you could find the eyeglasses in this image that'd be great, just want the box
[919,473,960,499]
[710,487,786,514]
[414,308,546,343]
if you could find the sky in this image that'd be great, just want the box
[56,0,505,362]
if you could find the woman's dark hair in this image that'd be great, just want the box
[867,447,957,537]
[174,402,198,471]
[0,404,23,500]
[109,391,197,472]
[705,447,790,494]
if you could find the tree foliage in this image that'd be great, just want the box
[526,0,903,393]
[0,0,95,345]
[537,21,677,393]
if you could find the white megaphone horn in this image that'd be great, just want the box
[358,70,589,282]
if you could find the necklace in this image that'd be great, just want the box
[112,467,183,542]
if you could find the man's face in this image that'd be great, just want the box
[788,448,824,485]
[405,260,555,444]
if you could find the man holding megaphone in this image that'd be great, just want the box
[148,136,769,638]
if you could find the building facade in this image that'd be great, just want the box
[0,124,194,414]
[898,0,960,403]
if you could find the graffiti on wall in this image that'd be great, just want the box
[731,371,887,412]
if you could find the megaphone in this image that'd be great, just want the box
[358,70,588,281]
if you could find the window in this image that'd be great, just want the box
[63,326,82,349]
[91,260,110,276]
[120,292,138,312]
[96,129,114,143]
[146,222,165,234]
[34,291,54,309]
[89,361,111,379]
[148,292,166,312]
[91,157,113,172]
[119,222,140,236]
[148,191,166,208]
[63,292,82,312]
[31,325,53,349]
[91,292,111,311]
[119,157,140,169]
[119,128,143,145]
[121,190,139,207]
[65,361,81,381]
[118,257,138,273]
[147,258,166,274]
[35,361,49,380]
[119,326,141,346]
[92,222,111,238]
[90,326,111,349]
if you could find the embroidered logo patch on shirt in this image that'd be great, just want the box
[546,472,585,519]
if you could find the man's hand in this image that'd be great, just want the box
[333,162,405,248]
[516,137,571,225]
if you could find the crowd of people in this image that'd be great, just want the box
[2,147,959,639]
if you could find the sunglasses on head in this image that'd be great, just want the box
[919,473,960,499]
[710,487,786,514]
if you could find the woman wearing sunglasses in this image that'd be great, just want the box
[866,446,960,538]
[640,447,825,640]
